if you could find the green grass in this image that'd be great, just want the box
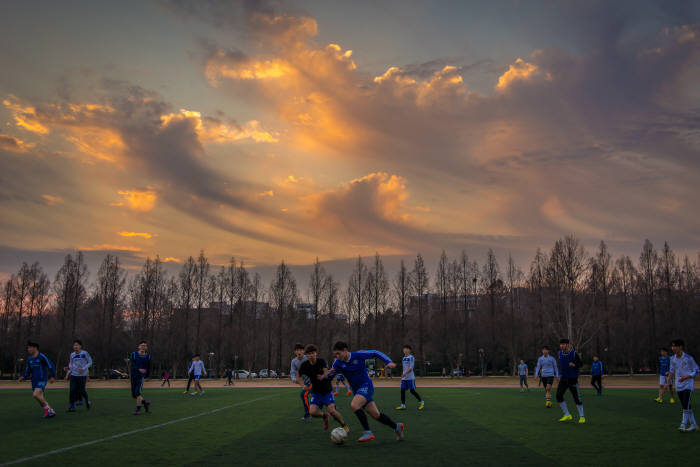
[0,386,698,466]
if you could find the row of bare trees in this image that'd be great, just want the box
[1,236,699,378]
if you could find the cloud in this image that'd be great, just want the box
[78,244,142,252]
[159,109,278,143]
[118,231,153,239]
[116,189,157,212]
[41,194,64,206]
[0,133,34,152]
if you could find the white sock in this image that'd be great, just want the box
[690,410,697,426]
[559,401,570,416]
[682,410,689,426]
[577,405,584,417]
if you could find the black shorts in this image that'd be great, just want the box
[556,378,582,405]
[541,377,554,386]
[131,376,144,398]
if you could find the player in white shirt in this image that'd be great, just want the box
[666,339,699,432]
[188,354,207,396]
[395,345,424,410]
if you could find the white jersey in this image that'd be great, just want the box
[402,354,415,381]
[68,350,92,377]
[188,360,206,376]
[669,352,699,392]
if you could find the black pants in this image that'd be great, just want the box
[69,375,89,404]
[186,373,194,391]
[591,375,602,393]
[678,390,693,410]
[556,378,582,405]
[161,378,170,387]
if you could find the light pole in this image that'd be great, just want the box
[208,352,215,378]
[478,348,485,377]
[234,355,239,379]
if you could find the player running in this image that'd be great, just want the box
[130,341,151,415]
[299,344,350,433]
[534,345,559,408]
[666,339,699,432]
[18,341,56,418]
[656,348,676,403]
[290,343,310,421]
[395,344,424,410]
[556,338,585,424]
[327,341,404,443]
[188,354,207,396]
[65,339,92,412]
[334,373,352,396]
[518,359,529,392]
[590,356,603,396]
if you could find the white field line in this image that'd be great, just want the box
[2,395,275,466]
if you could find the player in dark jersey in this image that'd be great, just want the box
[298,344,350,433]
[130,340,151,415]
[556,338,585,423]
[18,341,56,418]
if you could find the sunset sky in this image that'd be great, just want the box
[1,0,699,280]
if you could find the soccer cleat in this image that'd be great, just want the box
[395,423,405,441]
[190,392,195,396]
[678,425,687,432]
[133,410,141,415]
[346,391,352,396]
[343,425,350,433]
[67,406,76,413]
[323,413,330,431]
[654,397,663,403]
[418,401,425,410]
[143,401,151,413]
[358,433,375,443]
[395,404,406,410]
[301,415,311,421]
[44,410,56,418]
[578,417,586,424]
[670,398,675,404]
[86,400,91,410]
[199,391,205,396]
[686,425,698,432]
[333,391,339,396]
[558,415,573,422]
[183,390,189,394]
[194,391,199,395]
[546,401,552,408]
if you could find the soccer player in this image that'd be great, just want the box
[333,373,351,396]
[299,344,350,433]
[18,341,56,418]
[290,343,310,421]
[224,368,234,387]
[183,356,196,394]
[666,339,699,432]
[556,338,585,423]
[518,359,529,392]
[327,341,404,442]
[395,344,424,410]
[534,345,559,408]
[130,340,151,415]
[188,354,207,395]
[161,370,171,387]
[65,339,92,412]
[656,348,676,403]
[590,356,603,396]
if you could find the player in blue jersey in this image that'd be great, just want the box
[534,345,559,408]
[188,354,207,396]
[518,359,529,392]
[590,356,603,396]
[656,348,676,404]
[333,373,352,396]
[556,338,585,423]
[395,345,424,410]
[130,341,151,415]
[18,341,56,418]
[327,341,404,443]
[666,339,699,432]
[65,339,92,412]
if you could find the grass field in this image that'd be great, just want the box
[1,386,698,466]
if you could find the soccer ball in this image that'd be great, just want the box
[331,427,347,445]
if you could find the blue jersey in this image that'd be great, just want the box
[23,352,55,384]
[401,355,415,381]
[130,351,150,378]
[535,355,559,378]
[331,350,392,392]
[659,356,670,375]
[558,349,582,379]
[591,360,603,376]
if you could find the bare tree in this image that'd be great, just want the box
[308,257,327,343]
[179,256,197,357]
[393,259,410,343]
[270,261,297,371]
[638,239,659,358]
[348,256,368,347]
[410,253,429,375]
[482,248,501,358]
[96,254,126,370]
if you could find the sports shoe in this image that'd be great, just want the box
[323,413,330,431]
[143,401,151,413]
[358,432,375,443]
[418,401,425,410]
[678,424,687,432]
[44,409,55,418]
[133,410,141,415]
[670,398,675,404]
[199,391,205,396]
[395,404,406,410]
[558,415,573,422]
[578,417,586,424]
[333,391,339,396]
[686,425,698,432]
[86,400,91,410]
[546,401,552,408]
[346,391,352,396]
[301,415,311,421]
[190,392,195,396]
[343,425,350,433]
[67,406,76,413]
[395,423,405,441]
[183,390,189,394]
[654,397,663,403]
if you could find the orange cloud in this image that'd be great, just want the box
[496,55,550,91]
[0,133,34,152]
[41,194,64,206]
[116,189,157,212]
[162,257,181,263]
[65,128,125,162]
[3,96,49,134]
[79,244,142,252]
[160,109,278,143]
[118,231,153,239]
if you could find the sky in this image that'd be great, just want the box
[1,0,700,282]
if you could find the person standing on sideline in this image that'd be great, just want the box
[590,356,603,396]
[65,339,92,411]
[666,339,699,432]
[518,360,529,392]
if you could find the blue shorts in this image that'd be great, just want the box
[310,392,335,408]
[354,383,375,404]
[400,379,416,390]
[336,374,345,382]
[32,380,47,391]
[194,374,201,381]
